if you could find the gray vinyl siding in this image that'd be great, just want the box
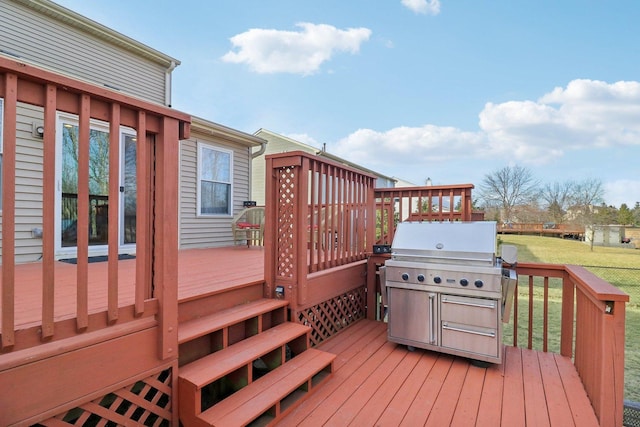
[0,103,45,264]
[0,1,168,104]
[251,132,316,205]
[179,136,252,249]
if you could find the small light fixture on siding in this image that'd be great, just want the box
[32,122,44,138]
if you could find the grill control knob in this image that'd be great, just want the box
[433,276,442,284]
[474,279,484,288]
[402,273,410,281]
[417,274,425,282]
[460,278,469,287]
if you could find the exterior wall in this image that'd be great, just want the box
[0,0,175,105]
[179,133,252,249]
[0,103,45,264]
[251,130,316,206]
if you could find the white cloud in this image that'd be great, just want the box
[401,0,441,15]
[326,79,640,204]
[332,125,485,168]
[479,79,640,161]
[605,179,640,207]
[221,23,371,75]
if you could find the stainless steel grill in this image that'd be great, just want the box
[382,221,517,364]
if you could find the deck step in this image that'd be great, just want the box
[178,298,289,344]
[178,321,311,422]
[199,348,335,426]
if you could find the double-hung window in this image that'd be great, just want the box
[197,143,232,216]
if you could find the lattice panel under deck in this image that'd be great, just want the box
[34,368,172,427]
[276,165,296,279]
[296,286,366,346]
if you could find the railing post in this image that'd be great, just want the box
[560,271,574,357]
[296,156,310,306]
[1,73,17,348]
[154,117,179,361]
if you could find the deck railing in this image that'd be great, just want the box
[497,222,585,237]
[509,262,628,427]
[0,55,189,358]
[264,151,376,343]
[374,184,475,244]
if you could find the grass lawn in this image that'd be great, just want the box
[498,234,640,402]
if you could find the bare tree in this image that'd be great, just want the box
[478,165,539,222]
[540,181,575,224]
[569,178,604,250]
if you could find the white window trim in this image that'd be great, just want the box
[196,141,233,218]
[55,112,136,257]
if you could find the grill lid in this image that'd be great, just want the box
[391,221,497,266]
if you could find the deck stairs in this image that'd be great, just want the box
[177,288,335,426]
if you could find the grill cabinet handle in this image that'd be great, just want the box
[429,293,436,344]
[442,323,496,338]
[441,297,496,310]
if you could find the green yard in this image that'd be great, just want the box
[498,234,640,402]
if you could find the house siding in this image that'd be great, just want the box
[0,103,46,264]
[179,135,252,249]
[0,0,169,105]
[251,131,316,205]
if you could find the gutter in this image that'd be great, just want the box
[165,60,177,107]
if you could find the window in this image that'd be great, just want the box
[197,143,232,216]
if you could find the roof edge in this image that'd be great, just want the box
[15,0,180,67]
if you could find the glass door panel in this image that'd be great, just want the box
[122,134,137,244]
[60,124,110,247]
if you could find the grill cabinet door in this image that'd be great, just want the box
[388,287,437,346]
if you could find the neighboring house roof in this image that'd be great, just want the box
[393,177,419,187]
[254,128,396,185]
[13,0,180,68]
[192,117,266,148]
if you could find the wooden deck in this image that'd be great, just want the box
[1,246,265,329]
[279,319,600,427]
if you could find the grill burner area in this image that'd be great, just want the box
[382,221,517,364]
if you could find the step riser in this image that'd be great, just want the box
[178,297,335,427]
[178,281,264,323]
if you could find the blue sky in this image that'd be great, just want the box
[55,0,640,207]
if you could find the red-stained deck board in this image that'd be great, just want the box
[475,354,505,425]
[375,351,438,425]
[277,320,599,427]
[349,349,423,425]
[325,345,407,425]
[501,345,527,426]
[449,362,487,427]
[401,354,455,426]
[522,345,551,426]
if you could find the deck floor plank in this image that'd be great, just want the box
[347,349,422,426]
[400,354,455,426]
[553,353,600,427]
[325,345,408,426]
[522,346,551,426]
[449,362,487,427]
[501,346,527,426]
[375,351,439,426]
[538,351,577,427]
[475,352,505,426]
[276,320,598,426]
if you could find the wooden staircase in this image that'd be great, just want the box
[177,296,335,426]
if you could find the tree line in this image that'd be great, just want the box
[477,165,640,227]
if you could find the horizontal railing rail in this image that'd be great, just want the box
[512,262,629,427]
[374,184,475,244]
